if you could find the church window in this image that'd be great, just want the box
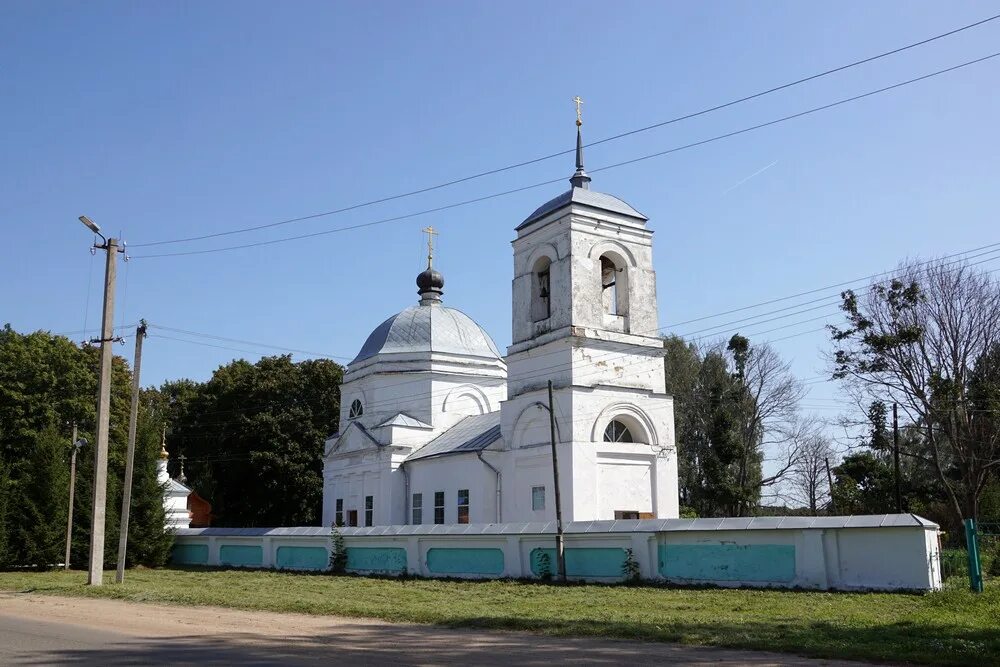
[349,399,363,420]
[335,498,344,527]
[599,253,629,321]
[364,495,374,527]
[457,489,470,524]
[434,491,445,524]
[412,493,422,525]
[603,419,634,443]
[600,256,619,315]
[531,257,552,322]
[531,486,545,511]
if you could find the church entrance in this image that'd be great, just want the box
[347,510,358,527]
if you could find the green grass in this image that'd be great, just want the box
[2,568,998,665]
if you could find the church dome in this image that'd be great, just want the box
[349,303,502,366]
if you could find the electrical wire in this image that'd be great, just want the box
[129,13,1000,249]
[131,52,1000,259]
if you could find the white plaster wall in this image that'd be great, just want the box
[164,491,191,530]
[406,453,499,525]
[833,527,940,590]
[175,523,942,591]
[322,447,402,528]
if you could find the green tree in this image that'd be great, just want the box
[0,325,170,568]
[167,355,342,527]
[831,260,1000,526]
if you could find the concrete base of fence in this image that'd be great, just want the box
[172,514,942,591]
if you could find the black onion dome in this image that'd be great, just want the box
[416,267,444,292]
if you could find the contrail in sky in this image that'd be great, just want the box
[723,160,779,194]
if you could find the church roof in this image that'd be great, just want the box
[517,186,647,230]
[350,303,502,366]
[376,413,433,429]
[405,412,501,462]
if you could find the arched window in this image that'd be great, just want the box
[599,253,628,319]
[531,256,552,322]
[348,399,363,420]
[603,419,634,443]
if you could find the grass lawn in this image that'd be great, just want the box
[1,568,998,665]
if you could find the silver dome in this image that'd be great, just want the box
[350,304,502,366]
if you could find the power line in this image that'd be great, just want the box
[136,245,1000,420]
[131,52,1000,260]
[667,241,1000,328]
[146,324,353,360]
[129,13,1000,249]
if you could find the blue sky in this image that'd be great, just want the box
[3,1,999,430]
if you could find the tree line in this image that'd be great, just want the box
[665,258,1000,538]
[0,326,171,568]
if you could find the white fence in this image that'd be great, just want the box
[173,514,941,591]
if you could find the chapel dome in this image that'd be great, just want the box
[349,304,502,366]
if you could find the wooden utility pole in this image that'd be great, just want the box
[825,457,836,515]
[65,422,81,571]
[87,236,119,586]
[893,403,902,513]
[547,381,566,582]
[116,320,147,583]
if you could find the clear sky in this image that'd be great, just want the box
[3,1,999,432]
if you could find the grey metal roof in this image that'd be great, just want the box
[517,187,647,230]
[350,304,502,366]
[376,413,433,429]
[405,412,502,462]
[175,513,939,538]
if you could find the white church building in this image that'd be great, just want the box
[322,121,678,528]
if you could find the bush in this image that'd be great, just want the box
[328,524,347,574]
[622,548,641,583]
[536,551,553,581]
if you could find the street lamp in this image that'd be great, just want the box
[79,215,105,243]
[65,435,88,570]
[79,214,122,586]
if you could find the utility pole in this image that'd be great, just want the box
[825,457,836,515]
[65,423,85,571]
[116,320,147,583]
[79,216,122,587]
[547,381,566,582]
[893,403,903,514]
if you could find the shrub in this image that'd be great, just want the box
[622,548,641,583]
[328,524,347,574]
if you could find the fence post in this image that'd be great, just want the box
[965,519,984,593]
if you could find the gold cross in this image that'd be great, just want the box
[422,226,438,268]
[573,96,583,126]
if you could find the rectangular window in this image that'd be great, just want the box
[457,489,470,524]
[364,495,374,527]
[335,498,344,526]
[531,486,545,511]
[412,493,423,525]
[347,510,358,527]
[614,510,640,520]
[434,491,445,525]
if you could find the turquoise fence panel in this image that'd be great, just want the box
[346,547,407,573]
[171,543,209,565]
[219,544,263,568]
[530,547,627,578]
[275,546,328,570]
[659,544,796,582]
[425,548,504,575]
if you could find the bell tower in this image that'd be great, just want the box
[499,102,678,522]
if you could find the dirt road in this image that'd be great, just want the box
[0,592,869,665]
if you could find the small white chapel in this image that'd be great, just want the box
[322,112,678,528]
